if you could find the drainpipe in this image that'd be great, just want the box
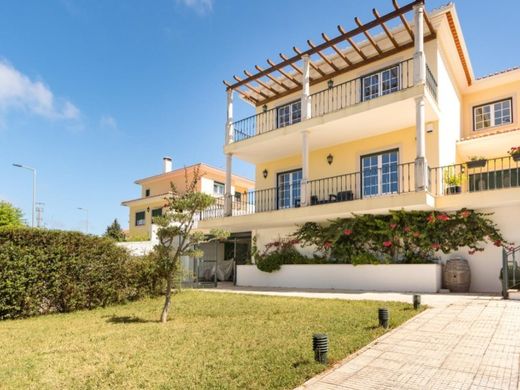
[225,89,234,216]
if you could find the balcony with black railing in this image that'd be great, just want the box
[232,59,438,143]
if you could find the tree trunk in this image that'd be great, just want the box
[160,273,174,323]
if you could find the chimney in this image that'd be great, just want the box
[163,156,172,173]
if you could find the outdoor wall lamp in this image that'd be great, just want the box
[328,79,334,89]
[262,104,268,112]
[146,207,150,212]
[263,169,268,178]
[327,153,334,165]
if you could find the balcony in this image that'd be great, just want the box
[199,156,520,222]
[232,59,437,144]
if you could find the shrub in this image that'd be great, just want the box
[255,238,327,272]
[0,228,161,319]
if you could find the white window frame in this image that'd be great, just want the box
[362,64,401,101]
[213,181,225,196]
[473,98,512,131]
[277,169,302,209]
[361,150,399,198]
[276,100,301,128]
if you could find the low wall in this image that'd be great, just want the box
[237,264,442,293]
[117,241,155,256]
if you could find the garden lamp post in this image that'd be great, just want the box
[77,207,89,234]
[12,163,36,228]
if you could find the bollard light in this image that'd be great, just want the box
[312,333,329,364]
[378,308,389,329]
[413,294,421,310]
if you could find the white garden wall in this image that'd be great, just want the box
[237,264,442,293]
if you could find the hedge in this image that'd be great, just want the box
[0,228,162,319]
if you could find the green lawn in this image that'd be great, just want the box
[0,291,421,389]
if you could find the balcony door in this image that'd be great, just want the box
[277,169,302,209]
[361,150,399,197]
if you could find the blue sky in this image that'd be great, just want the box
[1,0,519,234]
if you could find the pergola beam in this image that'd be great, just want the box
[279,53,304,76]
[392,0,414,40]
[372,8,399,48]
[244,70,278,95]
[226,0,422,91]
[223,81,258,104]
[255,65,291,91]
[321,32,353,66]
[338,25,368,60]
[266,59,301,87]
[292,46,326,77]
[307,39,340,72]
[232,75,270,99]
[354,17,383,55]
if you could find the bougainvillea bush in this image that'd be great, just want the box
[293,209,508,265]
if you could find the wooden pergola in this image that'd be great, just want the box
[223,0,436,106]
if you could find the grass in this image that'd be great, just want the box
[0,291,422,389]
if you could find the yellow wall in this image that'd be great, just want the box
[254,126,433,190]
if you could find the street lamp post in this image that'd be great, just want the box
[77,207,89,234]
[12,163,36,228]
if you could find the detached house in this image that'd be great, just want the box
[198,0,520,293]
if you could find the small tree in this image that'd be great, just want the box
[0,201,24,228]
[104,219,126,241]
[154,167,228,323]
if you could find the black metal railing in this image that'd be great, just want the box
[429,156,520,196]
[502,245,520,298]
[426,64,438,101]
[232,58,424,142]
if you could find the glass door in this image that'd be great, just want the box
[277,169,302,209]
[362,150,399,197]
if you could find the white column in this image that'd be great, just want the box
[413,2,426,85]
[300,130,310,207]
[301,54,311,120]
[224,89,234,216]
[225,89,234,144]
[415,96,428,190]
[225,153,233,216]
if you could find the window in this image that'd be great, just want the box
[234,192,242,202]
[469,168,519,192]
[361,150,399,197]
[213,181,225,196]
[474,98,512,130]
[362,65,400,101]
[145,189,150,197]
[277,169,302,209]
[151,208,162,218]
[135,211,146,226]
[277,100,301,128]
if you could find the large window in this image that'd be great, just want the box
[473,98,512,130]
[277,101,301,128]
[277,169,302,209]
[213,181,225,196]
[135,211,146,226]
[362,150,399,197]
[362,65,400,101]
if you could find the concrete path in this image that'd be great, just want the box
[300,298,520,390]
[205,286,518,389]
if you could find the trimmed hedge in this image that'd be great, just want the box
[0,228,161,319]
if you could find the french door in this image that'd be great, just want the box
[362,150,399,197]
[277,169,302,209]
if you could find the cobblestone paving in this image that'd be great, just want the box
[300,299,520,390]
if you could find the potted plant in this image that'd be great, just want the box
[466,156,487,169]
[444,167,462,194]
[508,146,520,162]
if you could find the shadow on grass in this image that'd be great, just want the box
[105,315,153,324]
[292,359,312,368]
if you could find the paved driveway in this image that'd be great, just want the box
[299,298,520,390]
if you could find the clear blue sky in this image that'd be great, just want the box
[1,0,519,234]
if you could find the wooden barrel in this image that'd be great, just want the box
[444,257,471,292]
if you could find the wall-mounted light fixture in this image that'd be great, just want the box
[146,207,150,212]
[262,169,268,178]
[262,104,268,113]
[327,153,334,165]
[328,79,334,89]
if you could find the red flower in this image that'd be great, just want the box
[324,242,332,249]
[413,231,421,238]
[493,240,502,247]
[437,214,450,221]
[389,223,397,230]
[431,243,441,250]
[383,240,393,248]
[403,226,411,233]
[460,210,471,219]
[427,214,436,223]
[343,229,353,236]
